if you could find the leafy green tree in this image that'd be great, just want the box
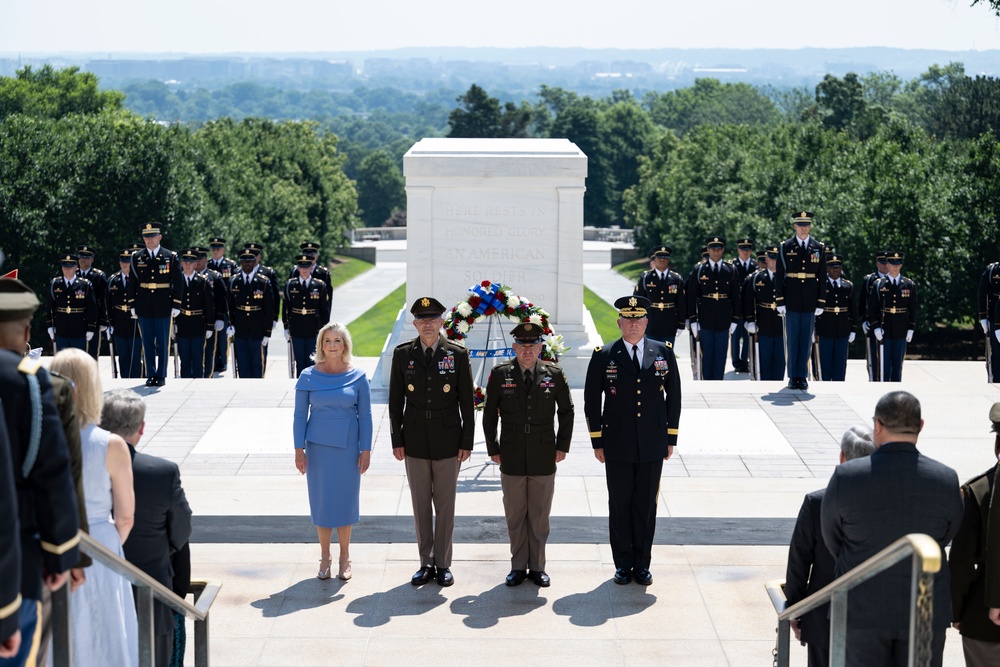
[815,73,867,131]
[600,97,656,225]
[0,65,125,120]
[644,78,780,135]
[447,84,503,137]
[356,150,405,227]
[550,98,616,226]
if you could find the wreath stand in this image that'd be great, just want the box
[472,313,515,419]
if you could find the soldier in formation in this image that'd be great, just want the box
[743,246,786,381]
[868,250,917,382]
[729,237,756,373]
[687,236,738,380]
[283,254,330,377]
[171,250,215,378]
[633,245,686,346]
[132,223,181,387]
[106,247,143,378]
[75,245,108,360]
[815,253,856,382]
[46,254,97,354]
[226,249,274,379]
[775,211,827,391]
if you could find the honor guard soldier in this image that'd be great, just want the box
[859,250,889,381]
[76,245,109,360]
[0,413,20,659]
[226,249,274,378]
[743,247,786,381]
[729,238,756,373]
[633,245,686,346]
[132,223,181,386]
[195,247,227,376]
[775,211,827,390]
[868,251,917,382]
[388,297,474,588]
[172,250,215,379]
[283,254,330,376]
[207,237,236,372]
[979,255,1000,382]
[584,295,680,586]
[244,243,280,363]
[0,278,81,666]
[289,242,333,309]
[46,254,98,353]
[483,322,574,588]
[106,248,143,378]
[687,236,739,380]
[815,254,856,381]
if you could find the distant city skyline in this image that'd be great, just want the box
[3,0,1000,55]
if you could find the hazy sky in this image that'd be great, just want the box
[2,0,1000,53]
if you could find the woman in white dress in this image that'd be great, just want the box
[50,349,137,666]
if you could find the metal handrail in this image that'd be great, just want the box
[765,533,941,667]
[52,531,221,666]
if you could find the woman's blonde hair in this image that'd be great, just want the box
[312,322,353,364]
[50,348,103,426]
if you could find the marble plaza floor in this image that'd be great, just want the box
[84,345,999,666]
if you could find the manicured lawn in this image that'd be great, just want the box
[613,258,649,283]
[584,286,621,346]
[347,283,406,356]
[326,255,374,290]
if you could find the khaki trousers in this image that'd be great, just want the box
[501,473,555,571]
[404,456,460,568]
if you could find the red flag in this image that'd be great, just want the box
[0,269,16,279]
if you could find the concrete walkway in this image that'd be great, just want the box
[81,247,992,666]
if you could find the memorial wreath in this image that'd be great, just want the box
[443,280,568,409]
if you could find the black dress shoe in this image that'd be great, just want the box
[613,568,632,585]
[145,377,155,387]
[505,569,527,586]
[156,377,166,386]
[410,566,435,586]
[799,378,809,391]
[436,567,454,586]
[633,568,653,586]
[528,570,550,587]
[787,378,798,389]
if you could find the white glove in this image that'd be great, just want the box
[272,320,278,330]
[226,325,235,337]
[47,327,56,340]
[85,332,94,341]
[99,325,107,332]
[262,336,270,347]
[684,319,691,331]
[982,318,990,335]
[130,308,137,319]
[814,307,824,317]
[848,332,856,343]
[728,322,737,335]
[171,308,180,318]
[690,322,700,337]
[205,330,213,340]
[105,328,113,340]
[777,305,786,316]
[905,330,914,343]
[214,319,224,331]
[172,324,178,336]
[862,321,870,335]
[996,330,1000,343]
[284,331,291,342]
[874,328,884,342]
[745,321,758,334]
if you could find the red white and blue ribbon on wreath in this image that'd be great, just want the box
[471,282,506,315]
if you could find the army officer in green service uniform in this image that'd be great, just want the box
[388,297,474,588]
[483,322,574,588]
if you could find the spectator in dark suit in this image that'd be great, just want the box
[785,425,875,667]
[948,401,1000,666]
[820,390,963,667]
[99,388,192,667]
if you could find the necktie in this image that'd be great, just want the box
[524,369,532,391]
[713,263,719,277]
[632,344,640,372]
[425,347,433,366]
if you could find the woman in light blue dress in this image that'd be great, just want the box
[50,349,138,666]
[294,322,373,581]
